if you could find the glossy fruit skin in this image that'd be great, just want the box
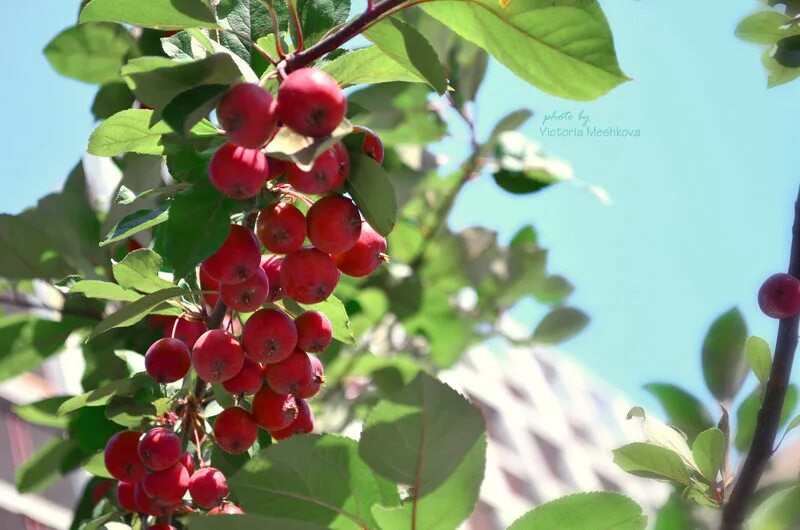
[361,130,384,164]
[306,195,362,255]
[333,224,387,277]
[210,503,245,515]
[296,355,325,399]
[188,467,229,508]
[256,202,307,254]
[138,427,182,471]
[252,388,298,431]
[241,308,298,364]
[220,267,269,312]
[145,338,191,384]
[104,430,145,482]
[218,84,279,149]
[261,255,284,302]
[116,481,138,512]
[758,273,800,319]
[142,462,190,505]
[181,452,195,476]
[149,526,177,530]
[332,143,350,180]
[135,481,176,516]
[270,398,314,440]
[202,225,262,285]
[277,68,346,137]
[167,317,207,349]
[192,330,245,383]
[281,248,341,304]
[223,357,264,394]
[213,407,259,455]
[266,349,313,395]
[294,311,332,353]
[286,147,346,194]
[209,142,270,199]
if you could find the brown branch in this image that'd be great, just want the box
[721,185,800,529]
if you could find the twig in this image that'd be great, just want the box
[721,185,800,529]
[286,0,304,52]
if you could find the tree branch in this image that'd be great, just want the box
[721,185,800,529]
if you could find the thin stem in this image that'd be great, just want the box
[721,185,800,529]
[286,0,304,52]
[261,0,288,59]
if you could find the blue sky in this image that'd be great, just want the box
[1,1,797,416]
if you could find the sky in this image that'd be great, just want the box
[1,1,798,416]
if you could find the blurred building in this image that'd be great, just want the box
[440,344,668,529]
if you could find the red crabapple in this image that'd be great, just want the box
[256,202,307,254]
[199,265,220,308]
[286,146,346,194]
[202,225,261,285]
[296,355,325,399]
[268,157,286,179]
[210,503,245,515]
[266,349,313,395]
[116,481,138,512]
[252,388,298,431]
[294,311,332,353]
[223,357,264,394]
[149,526,177,530]
[209,142,270,199]
[281,248,341,304]
[332,142,350,180]
[145,338,191,384]
[104,430,145,482]
[333,223,387,277]
[141,462,189,505]
[188,467,229,509]
[270,398,314,440]
[261,255,284,302]
[217,84,278,149]
[213,407,259,455]
[192,330,245,383]
[220,267,269,312]
[166,317,207,349]
[91,480,111,503]
[361,130,384,164]
[138,427,182,471]
[277,68,346,137]
[181,452,195,476]
[306,195,362,254]
[758,273,800,319]
[241,308,298,363]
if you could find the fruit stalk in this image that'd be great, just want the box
[721,185,800,529]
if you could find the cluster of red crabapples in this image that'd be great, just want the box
[103,68,388,523]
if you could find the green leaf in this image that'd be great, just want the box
[747,485,800,530]
[533,307,589,344]
[101,202,171,245]
[88,109,218,157]
[345,153,397,236]
[163,84,229,136]
[121,54,242,110]
[285,295,355,345]
[70,280,141,302]
[702,308,748,401]
[643,383,714,440]
[92,82,135,120]
[482,109,533,156]
[12,397,71,428]
[16,438,77,493]
[113,249,174,293]
[736,11,791,44]
[507,491,647,530]
[88,286,189,339]
[163,179,241,280]
[692,428,724,482]
[735,385,798,452]
[265,119,353,171]
[44,23,135,84]
[0,315,86,383]
[187,514,327,530]
[359,372,485,496]
[746,336,772,386]
[654,493,696,530]
[230,434,399,529]
[613,442,691,485]
[364,17,448,94]
[82,451,113,478]
[421,0,628,101]
[296,0,350,48]
[58,372,153,415]
[493,131,564,194]
[216,0,287,68]
[371,435,485,530]
[80,0,218,29]
[115,183,191,206]
[321,47,426,88]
